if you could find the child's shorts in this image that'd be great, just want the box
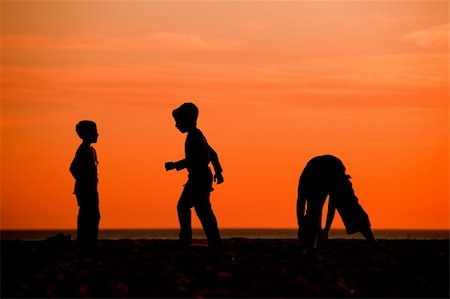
[337,200,371,234]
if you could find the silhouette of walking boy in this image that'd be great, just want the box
[70,120,100,248]
[297,155,377,248]
[165,103,223,248]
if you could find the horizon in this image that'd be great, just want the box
[2,227,449,242]
[2,1,449,230]
[1,227,450,232]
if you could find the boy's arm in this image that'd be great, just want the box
[324,197,336,232]
[165,159,187,171]
[174,159,187,171]
[208,144,224,184]
[70,161,77,179]
[296,182,306,231]
[70,151,81,179]
[320,197,336,241]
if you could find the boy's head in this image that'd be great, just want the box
[76,120,98,143]
[172,103,198,133]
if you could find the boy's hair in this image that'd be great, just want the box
[172,103,199,125]
[76,120,97,140]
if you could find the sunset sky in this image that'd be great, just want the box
[1,0,448,230]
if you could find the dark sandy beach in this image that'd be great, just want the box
[1,238,448,298]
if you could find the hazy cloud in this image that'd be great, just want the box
[402,23,449,51]
[1,33,244,53]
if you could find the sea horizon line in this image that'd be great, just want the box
[1,228,449,241]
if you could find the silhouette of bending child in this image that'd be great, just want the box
[165,103,224,248]
[70,120,101,248]
[297,155,377,248]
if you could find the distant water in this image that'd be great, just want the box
[1,229,449,241]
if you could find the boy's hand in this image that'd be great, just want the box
[214,173,224,184]
[165,162,176,171]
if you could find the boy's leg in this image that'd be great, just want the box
[77,204,86,243]
[86,203,100,244]
[360,226,378,246]
[76,194,89,244]
[76,191,100,248]
[194,193,221,246]
[177,187,193,245]
[334,175,378,246]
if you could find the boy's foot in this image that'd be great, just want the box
[176,239,191,249]
[368,240,383,249]
[208,240,222,249]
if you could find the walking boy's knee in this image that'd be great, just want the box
[177,201,190,212]
[195,202,214,218]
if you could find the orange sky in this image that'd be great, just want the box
[1,1,448,230]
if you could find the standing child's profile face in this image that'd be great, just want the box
[175,118,190,133]
[76,121,99,143]
[86,129,99,143]
[81,127,98,144]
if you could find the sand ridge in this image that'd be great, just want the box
[1,239,448,298]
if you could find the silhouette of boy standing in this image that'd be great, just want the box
[165,103,223,247]
[70,120,100,248]
[297,155,377,248]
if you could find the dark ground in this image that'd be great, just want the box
[1,238,449,298]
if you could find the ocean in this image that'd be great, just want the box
[1,229,449,241]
